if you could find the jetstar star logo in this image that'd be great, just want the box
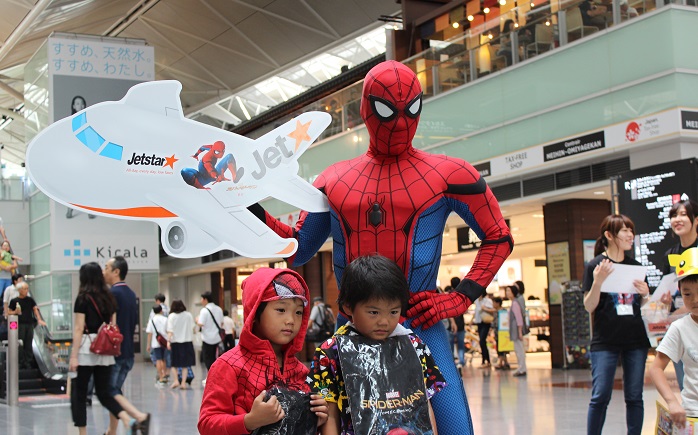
[127,152,179,169]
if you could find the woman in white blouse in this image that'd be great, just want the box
[166,299,196,389]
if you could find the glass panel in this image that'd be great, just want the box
[53,273,73,303]
[141,273,159,300]
[30,216,51,247]
[30,245,51,277]
[30,190,50,221]
[30,274,51,305]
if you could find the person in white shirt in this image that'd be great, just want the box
[167,299,195,389]
[3,273,24,317]
[145,305,169,385]
[147,293,171,376]
[221,310,235,351]
[650,247,698,430]
[196,292,223,377]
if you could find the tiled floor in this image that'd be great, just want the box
[0,352,678,434]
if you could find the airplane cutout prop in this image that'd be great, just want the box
[26,81,331,258]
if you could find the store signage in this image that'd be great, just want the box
[617,159,698,288]
[491,148,544,176]
[474,161,491,177]
[605,110,678,147]
[681,110,698,130]
[543,131,605,162]
[546,241,570,305]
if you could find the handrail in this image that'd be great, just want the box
[32,324,72,381]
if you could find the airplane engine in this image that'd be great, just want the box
[165,221,186,254]
[159,219,223,258]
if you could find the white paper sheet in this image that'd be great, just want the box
[650,273,678,302]
[599,263,648,293]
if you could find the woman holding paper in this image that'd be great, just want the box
[660,199,698,391]
[583,214,650,435]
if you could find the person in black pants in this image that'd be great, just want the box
[7,281,46,368]
[68,262,150,435]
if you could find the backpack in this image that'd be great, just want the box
[306,303,335,342]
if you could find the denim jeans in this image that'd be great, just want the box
[587,348,648,435]
[109,356,135,396]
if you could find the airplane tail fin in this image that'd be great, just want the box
[256,111,331,161]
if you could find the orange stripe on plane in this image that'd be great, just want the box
[71,204,177,218]
[276,242,296,255]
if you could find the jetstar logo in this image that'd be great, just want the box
[127,152,178,169]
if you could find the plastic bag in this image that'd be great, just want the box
[337,334,433,435]
[251,384,317,435]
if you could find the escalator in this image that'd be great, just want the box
[30,325,72,394]
[1,325,71,399]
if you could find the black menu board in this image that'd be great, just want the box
[617,159,698,289]
[561,281,591,369]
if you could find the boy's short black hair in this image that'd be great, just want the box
[679,274,698,288]
[492,296,503,305]
[153,304,163,314]
[338,254,409,315]
[223,310,229,316]
[154,293,166,303]
[11,273,23,284]
[201,292,213,302]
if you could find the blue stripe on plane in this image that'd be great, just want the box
[100,142,123,161]
[72,113,87,131]
[72,113,123,161]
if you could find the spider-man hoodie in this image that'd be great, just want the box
[198,268,311,435]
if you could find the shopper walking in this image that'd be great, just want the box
[660,198,698,391]
[69,262,149,435]
[146,304,169,385]
[474,293,495,368]
[167,299,196,389]
[197,292,223,382]
[583,214,650,435]
[222,310,235,351]
[506,285,528,377]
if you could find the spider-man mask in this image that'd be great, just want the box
[211,140,225,157]
[361,61,422,156]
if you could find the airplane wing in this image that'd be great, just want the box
[148,190,297,258]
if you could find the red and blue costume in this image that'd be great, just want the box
[251,61,513,435]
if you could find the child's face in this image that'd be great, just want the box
[344,298,402,341]
[252,298,304,347]
[680,280,698,318]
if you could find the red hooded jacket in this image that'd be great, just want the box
[198,268,312,434]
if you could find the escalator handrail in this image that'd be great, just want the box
[32,324,72,381]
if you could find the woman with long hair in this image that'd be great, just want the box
[71,95,86,114]
[583,214,650,435]
[660,198,698,391]
[167,299,196,389]
[69,262,149,435]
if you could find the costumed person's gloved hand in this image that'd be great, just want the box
[407,291,472,329]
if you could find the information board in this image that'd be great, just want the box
[617,159,698,289]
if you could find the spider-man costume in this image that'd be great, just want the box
[198,268,311,434]
[181,140,242,189]
[250,60,513,435]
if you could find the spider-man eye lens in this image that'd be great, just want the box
[405,93,423,118]
[369,95,397,122]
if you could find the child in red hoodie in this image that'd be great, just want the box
[198,268,328,434]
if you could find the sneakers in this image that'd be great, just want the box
[513,371,527,377]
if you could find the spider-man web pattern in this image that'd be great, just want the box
[256,61,512,435]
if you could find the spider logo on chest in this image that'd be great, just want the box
[367,197,386,228]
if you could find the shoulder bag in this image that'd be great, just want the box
[87,296,123,356]
[206,307,226,342]
[151,318,168,347]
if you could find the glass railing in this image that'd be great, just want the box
[244,0,682,145]
[0,177,28,201]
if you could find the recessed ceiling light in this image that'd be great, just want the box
[593,191,605,195]
[532,214,544,218]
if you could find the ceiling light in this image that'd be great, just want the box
[467,15,474,21]
[499,0,507,4]
[452,22,460,28]
[483,7,490,13]
[531,2,535,6]
[532,214,544,218]
[487,32,493,39]
[545,19,551,26]
[594,191,605,195]
[514,23,519,27]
